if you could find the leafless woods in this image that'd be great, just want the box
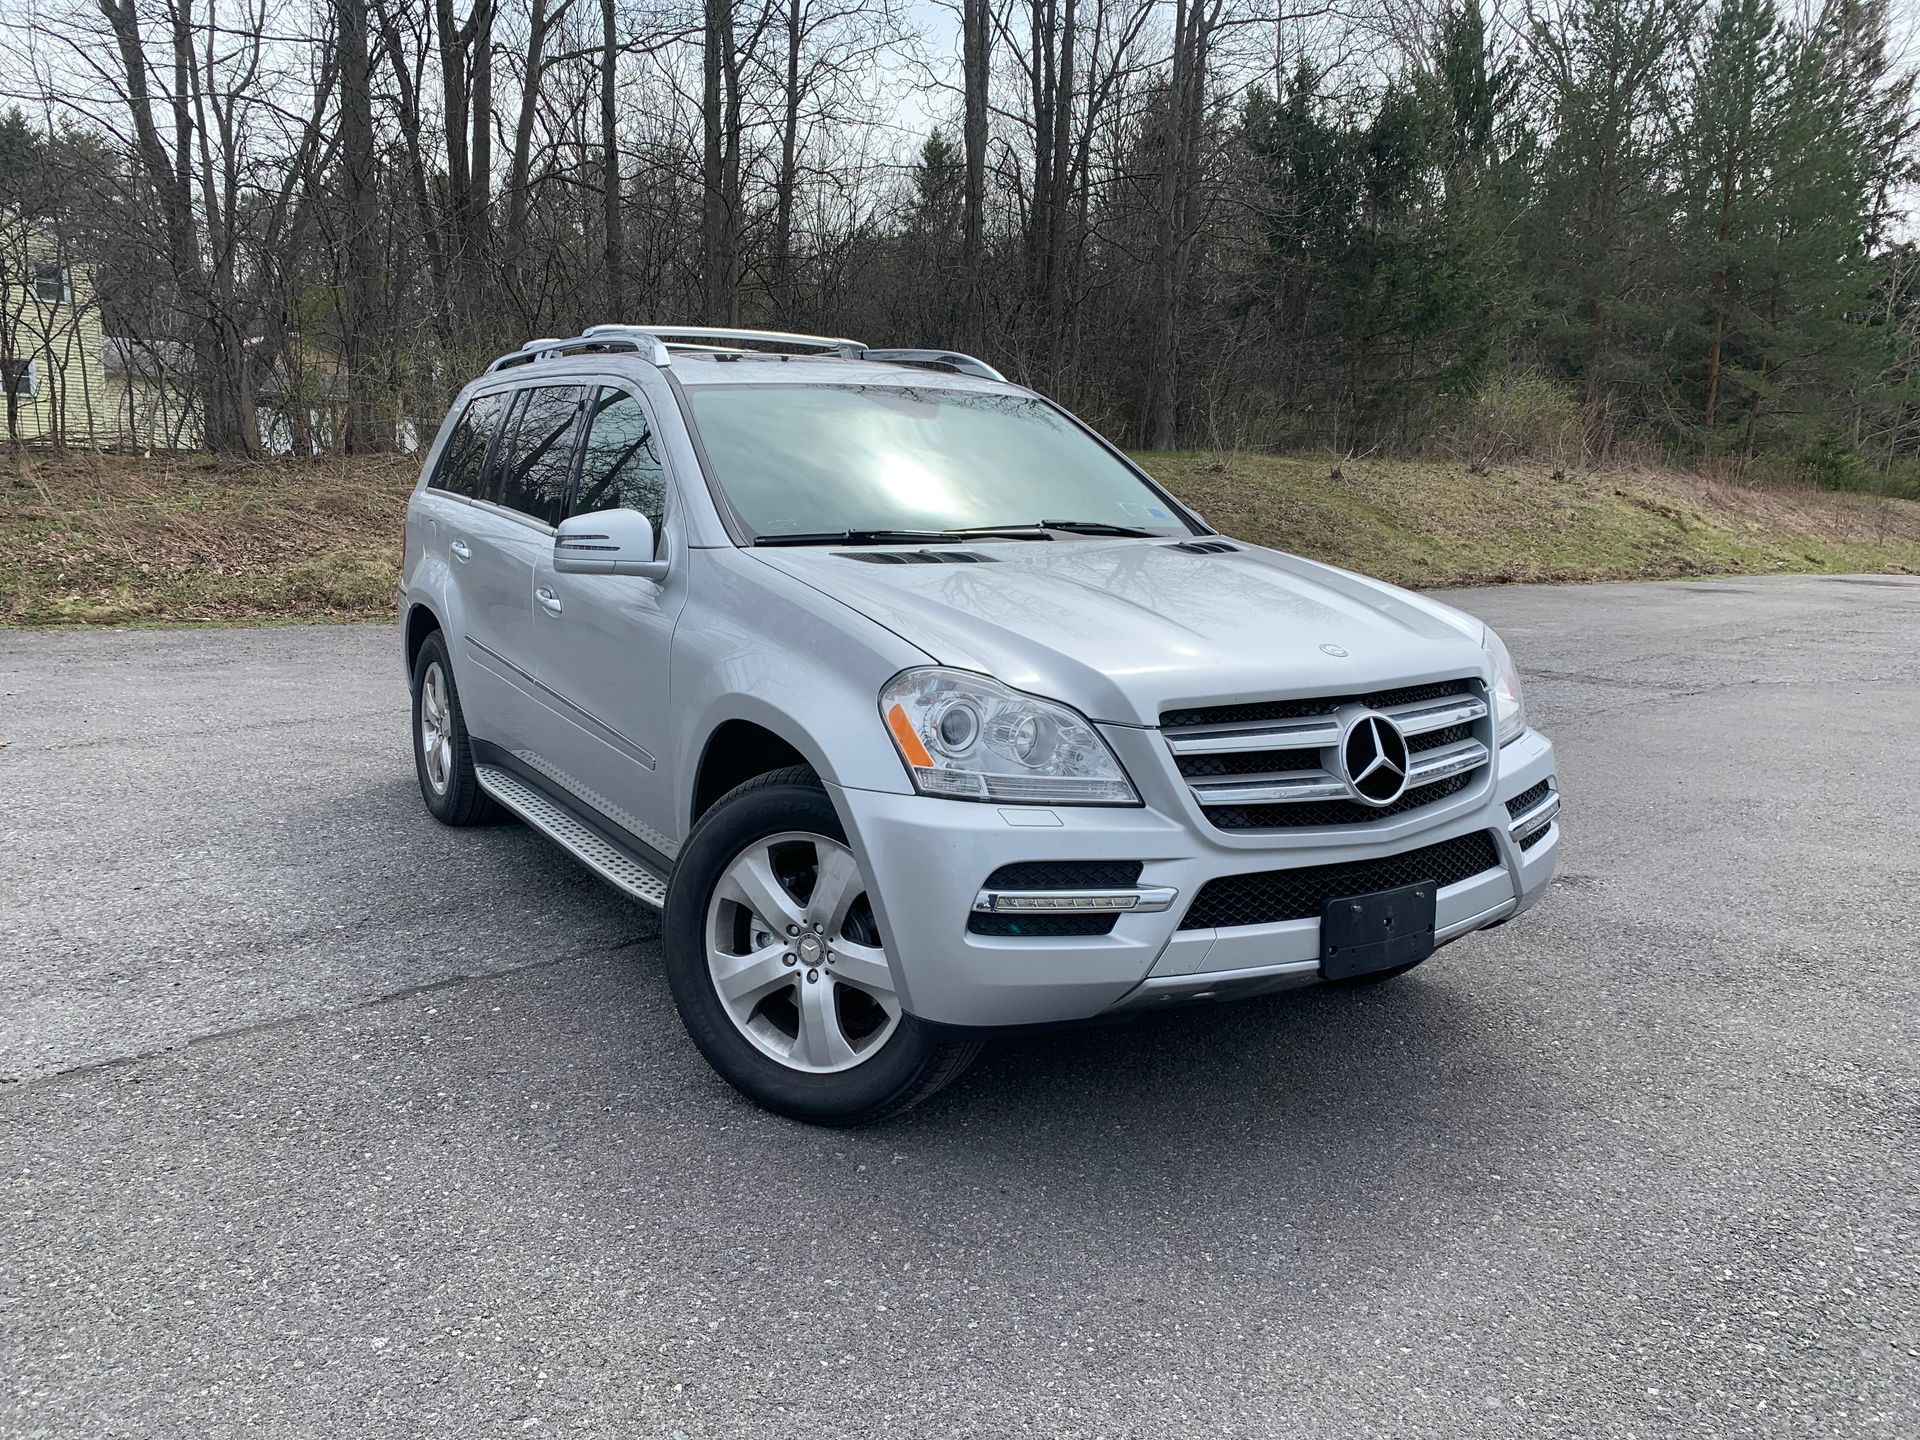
[4,0,1919,481]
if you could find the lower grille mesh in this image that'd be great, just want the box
[968,913,1119,937]
[1179,830,1503,930]
[981,860,1143,888]
[1506,780,1552,816]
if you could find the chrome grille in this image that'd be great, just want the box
[1160,680,1470,730]
[1161,678,1491,831]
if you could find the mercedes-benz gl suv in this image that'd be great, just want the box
[400,325,1561,1123]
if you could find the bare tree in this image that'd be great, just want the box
[601,0,627,317]
[961,0,989,347]
[701,0,741,321]
[0,0,1906,470]
[338,0,388,451]
[436,0,496,343]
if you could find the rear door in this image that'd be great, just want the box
[417,389,524,742]
[455,384,586,754]
[528,383,687,861]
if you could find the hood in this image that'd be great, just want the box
[749,538,1492,726]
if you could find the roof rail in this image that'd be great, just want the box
[482,325,1005,383]
[854,348,1005,382]
[484,332,669,373]
[587,324,865,352]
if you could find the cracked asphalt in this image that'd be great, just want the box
[3,574,1916,1438]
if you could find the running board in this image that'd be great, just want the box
[475,763,670,908]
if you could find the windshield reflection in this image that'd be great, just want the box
[686,384,1191,540]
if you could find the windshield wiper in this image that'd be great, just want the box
[754,526,1055,547]
[1038,518,1159,537]
[754,520,1152,547]
[961,519,1159,538]
[753,528,972,547]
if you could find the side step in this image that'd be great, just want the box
[475,763,670,908]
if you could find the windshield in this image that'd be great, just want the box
[684,384,1192,540]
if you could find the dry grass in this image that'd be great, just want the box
[1146,452,1920,589]
[4,449,1917,627]
[2,452,417,625]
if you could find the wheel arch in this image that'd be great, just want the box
[404,601,443,676]
[690,718,814,827]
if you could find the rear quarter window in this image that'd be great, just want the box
[429,391,507,499]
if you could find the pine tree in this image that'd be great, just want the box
[1525,0,1699,449]
[1238,7,1526,447]
[1677,0,1787,432]
[1718,1,1894,461]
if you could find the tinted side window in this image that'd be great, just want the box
[573,388,667,529]
[429,391,506,499]
[487,385,585,525]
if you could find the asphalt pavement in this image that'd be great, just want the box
[3,575,1916,1438]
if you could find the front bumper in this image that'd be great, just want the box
[835,726,1560,1029]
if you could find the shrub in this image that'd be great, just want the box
[1793,424,1876,493]
[1763,421,1919,500]
[1446,373,1583,465]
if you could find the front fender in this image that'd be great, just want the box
[668,549,932,821]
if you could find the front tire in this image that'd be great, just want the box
[663,767,980,1124]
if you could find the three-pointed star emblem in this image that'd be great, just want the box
[1342,713,1411,804]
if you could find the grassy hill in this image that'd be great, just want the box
[1148,452,1920,589]
[3,449,1917,626]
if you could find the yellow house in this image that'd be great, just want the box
[101,336,204,451]
[4,216,358,454]
[1,216,109,448]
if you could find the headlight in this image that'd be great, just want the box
[880,668,1138,804]
[1483,626,1526,745]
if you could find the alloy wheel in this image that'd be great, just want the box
[419,661,454,795]
[704,831,900,1073]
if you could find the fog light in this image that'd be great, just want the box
[971,884,1179,916]
[981,893,1141,912]
[1510,794,1560,844]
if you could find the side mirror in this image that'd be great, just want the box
[554,507,668,581]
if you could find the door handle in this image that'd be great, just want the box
[536,585,564,616]
[450,539,471,561]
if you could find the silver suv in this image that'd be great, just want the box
[401,325,1560,1122]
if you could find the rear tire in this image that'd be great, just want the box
[663,766,981,1124]
[410,631,502,826]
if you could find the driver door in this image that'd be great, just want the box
[529,384,687,862]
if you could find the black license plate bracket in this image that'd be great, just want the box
[1319,881,1437,980]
